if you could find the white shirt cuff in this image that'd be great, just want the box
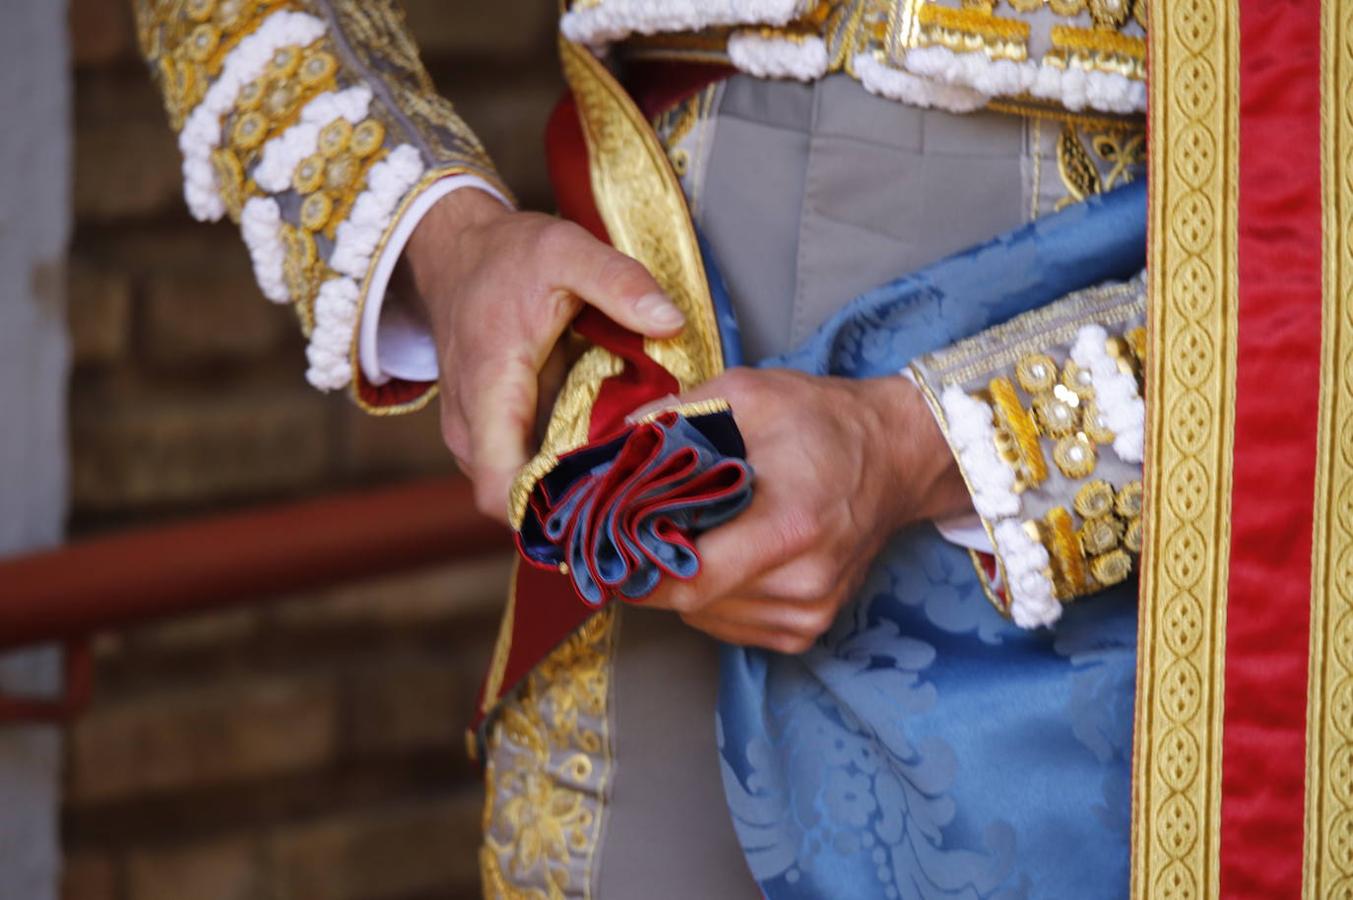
[358,174,512,386]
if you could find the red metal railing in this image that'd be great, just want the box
[0,475,511,721]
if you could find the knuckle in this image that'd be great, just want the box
[771,508,820,559]
[775,634,814,655]
[669,590,700,615]
[796,560,839,601]
[720,367,756,398]
[539,219,583,258]
[806,606,835,637]
[596,252,650,294]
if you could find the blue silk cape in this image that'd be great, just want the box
[711,182,1146,900]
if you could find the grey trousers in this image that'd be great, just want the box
[591,72,1059,898]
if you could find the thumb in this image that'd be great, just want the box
[551,223,685,338]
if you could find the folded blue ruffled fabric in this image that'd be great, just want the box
[516,408,753,605]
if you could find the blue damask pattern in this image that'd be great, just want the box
[710,182,1147,899]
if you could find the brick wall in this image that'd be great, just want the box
[62,1,561,896]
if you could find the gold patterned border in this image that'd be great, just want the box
[1131,1,1239,898]
[1303,0,1353,894]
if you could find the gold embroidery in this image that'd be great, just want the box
[1131,0,1237,896]
[1075,479,1116,518]
[1089,547,1131,586]
[913,2,1030,61]
[1044,506,1089,596]
[321,2,503,190]
[989,376,1049,488]
[1053,433,1097,480]
[1046,24,1146,80]
[1079,513,1123,556]
[136,0,290,130]
[280,223,321,333]
[1032,391,1080,438]
[1304,2,1353,892]
[559,38,724,392]
[1080,398,1116,444]
[1122,516,1142,553]
[1016,352,1058,393]
[481,608,617,900]
[1056,123,1103,209]
[918,278,1144,387]
[1115,480,1143,518]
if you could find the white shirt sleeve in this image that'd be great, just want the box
[358,174,513,385]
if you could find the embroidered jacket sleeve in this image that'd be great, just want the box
[133,0,510,413]
[908,271,1146,629]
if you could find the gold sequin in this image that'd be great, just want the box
[264,82,299,118]
[1053,434,1097,479]
[318,118,353,157]
[325,156,361,191]
[1081,398,1116,444]
[350,119,386,158]
[299,51,337,87]
[1116,480,1143,518]
[186,23,220,62]
[300,192,334,231]
[1123,516,1143,553]
[213,0,246,27]
[1089,0,1132,29]
[1126,326,1147,363]
[185,0,215,22]
[1049,0,1088,15]
[293,154,325,194]
[989,378,1049,487]
[1061,360,1096,400]
[1033,391,1080,438]
[1079,514,1124,556]
[1016,353,1058,393]
[270,45,301,78]
[281,224,319,316]
[1090,549,1132,587]
[237,79,264,110]
[1074,480,1115,518]
[210,147,246,220]
[230,110,267,150]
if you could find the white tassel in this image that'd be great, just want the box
[1070,324,1146,463]
[940,385,1021,521]
[994,520,1061,629]
[852,53,988,113]
[727,32,828,82]
[903,45,1145,115]
[306,277,360,390]
[240,197,288,303]
[562,0,808,47]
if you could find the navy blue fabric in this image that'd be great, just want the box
[519,411,753,604]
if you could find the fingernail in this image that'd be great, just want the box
[635,293,684,329]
